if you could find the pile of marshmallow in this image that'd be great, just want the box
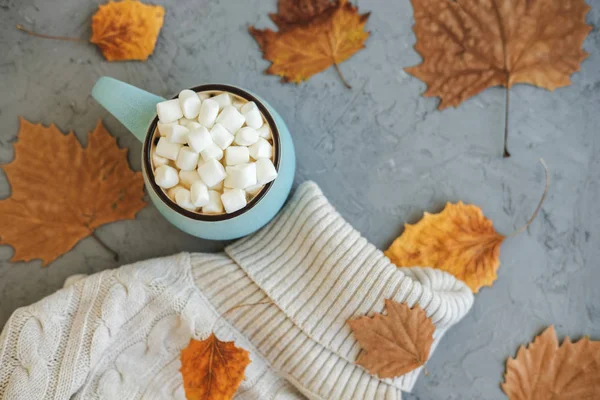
[152,89,277,214]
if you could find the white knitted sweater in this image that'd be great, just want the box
[0,182,474,400]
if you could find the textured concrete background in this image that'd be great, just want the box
[1,0,599,398]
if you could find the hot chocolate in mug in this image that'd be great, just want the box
[91,76,295,240]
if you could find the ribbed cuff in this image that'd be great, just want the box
[226,181,473,392]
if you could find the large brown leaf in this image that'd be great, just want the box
[406,0,592,109]
[0,118,146,266]
[502,326,600,399]
[180,333,251,400]
[348,299,435,378]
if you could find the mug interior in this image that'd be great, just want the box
[143,84,281,222]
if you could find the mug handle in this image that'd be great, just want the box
[91,76,166,142]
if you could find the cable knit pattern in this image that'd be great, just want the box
[0,181,473,400]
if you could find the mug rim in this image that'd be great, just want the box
[143,84,282,222]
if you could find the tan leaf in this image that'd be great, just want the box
[269,0,336,29]
[348,299,435,378]
[180,333,251,400]
[502,326,600,399]
[91,0,165,61]
[405,0,592,109]
[250,0,370,87]
[0,118,146,266]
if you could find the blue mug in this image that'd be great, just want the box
[91,77,295,240]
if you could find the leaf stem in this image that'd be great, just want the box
[503,80,511,158]
[16,24,85,42]
[211,301,273,332]
[334,63,352,89]
[90,232,119,261]
[507,159,549,238]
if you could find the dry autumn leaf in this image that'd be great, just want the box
[250,0,370,88]
[502,326,600,399]
[405,0,592,156]
[269,0,335,29]
[348,299,435,379]
[0,118,146,266]
[17,0,165,62]
[180,334,251,400]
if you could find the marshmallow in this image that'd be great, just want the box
[235,127,259,146]
[241,101,263,129]
[245,184,263,197]
[157,122,177,137]
[256,158,278,185]
[197,92,210,101]
[190,181,209,207]
[157,99,183,123]
[179,170,202,188]
[182,121,203,131]
[210,123,234,150]
[249,138,273,159]
[257,124,272,140]
[167,185,185,200]
[208,180,223,191]
[200,142,224,162]
[187,126,213,153]
[154,165,179,188]
[203,190,224,214]
[179,89,202,119]
[176,147,200,171]
[152,153,169,167]
[216,106,245,134]
[224,163,257,189]
[225,146,250,166]
[197,158,226,187]
[197,99,219,128]
[155,137,182,160]
[175,188,196,211]
[212,93,232,110]
[221,188,247,214]
[179,118,196,127]
[166,124,190,144]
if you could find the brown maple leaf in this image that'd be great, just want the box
[348,299,435,379]
[180,333,251,400]
[250,0,370,88]
[502,326,600,399]
[0,118,146,266]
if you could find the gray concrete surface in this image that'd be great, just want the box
[1,0,599,398]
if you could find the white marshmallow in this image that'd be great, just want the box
[179,89,202,119]
[197,99,219,128]
[257,124,272,139]
[190,181,209,207]
[225,146,250,166]
[179,170,202,188]
[156,99,183,123]
[154,165,179,188]
[210,123,235,150]
[209,180,223,191]
[245,184,263,197]
[197,156,205,169]
[235,127,259,146]
[224,163,257,189]
[212,93,232,110]
[203,190,224,214]
[217,106,246,134]
[167,185,185,200]
[197,92,210,101]
[178,118,196,127]
[176,147,200,171]
[183,121,203,131]
[157,122,177,136]
[256,158,278,185]
[200,142,224,162]
[175,188,196,211]
[249,138,273,159]
[187,126,213,153]
[166,124,190,144]
[152,153,169,167]
[155,137,182,160]
[221,188,247,214]
[197,158,226,187]
[241,101,263,129]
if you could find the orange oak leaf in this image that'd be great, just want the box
[502,326,600,399]
[0,118,146,266]
[90,0,165,61]
[348,299,435,379]
[405,0,592,109]
[249,0,370,88]
[385,202,505,293]
[269,0,335,29]
[180,334,251,400]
